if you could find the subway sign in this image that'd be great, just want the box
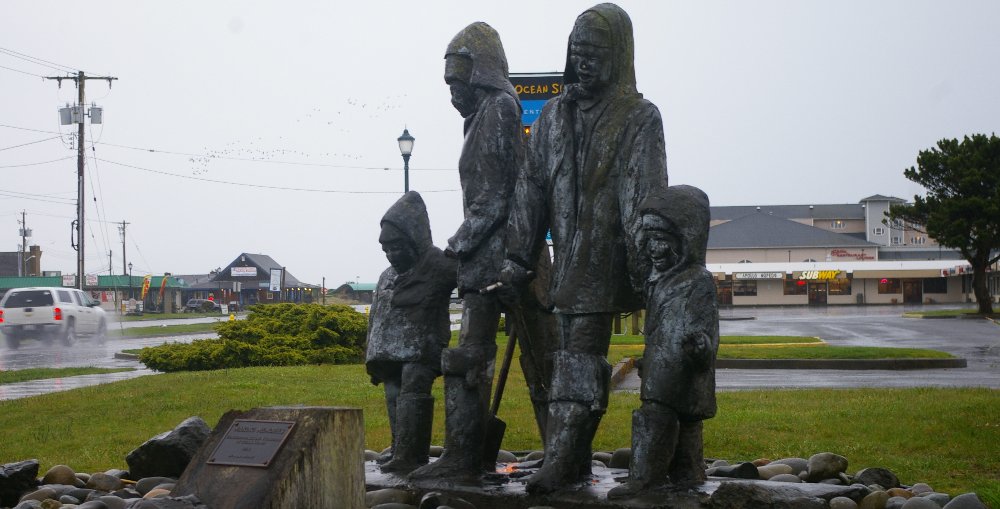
[510,73,563,127]
[795,270,844,280]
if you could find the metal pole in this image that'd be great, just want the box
[21,210,27,277]
[403,154,410,193]
[76,71,86,290]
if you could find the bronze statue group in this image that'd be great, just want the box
[365,3,720,500]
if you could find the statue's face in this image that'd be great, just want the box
[379,224,418,273]
[445,55,477,117]
[569,14,613,95]
[642,215,680,272]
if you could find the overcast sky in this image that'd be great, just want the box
[2,1,999,287]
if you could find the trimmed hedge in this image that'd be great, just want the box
[139,303,366,372]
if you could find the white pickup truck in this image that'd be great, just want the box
[0,286,108,349]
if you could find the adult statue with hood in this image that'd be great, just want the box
[411,21,557,482]
[500,3,669,493]
[608,185,719,499]
[366,191,457,474]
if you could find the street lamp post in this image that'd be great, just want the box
[397,128,415,193]
[128,262,133,301]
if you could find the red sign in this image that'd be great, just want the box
[829,249,874,261]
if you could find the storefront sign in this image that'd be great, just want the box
[269,268,282,292]
[797,270,843,280]
[511,73,563,127]
[829,249,874,260]
[86,275,98,287]
[232,267,257,277]
[734,272,784,280]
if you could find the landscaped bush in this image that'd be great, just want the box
[139,303,367,372]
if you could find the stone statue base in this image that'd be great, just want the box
[366,458,868,508]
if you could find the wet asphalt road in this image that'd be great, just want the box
[618,304,1000,391]
[2,306,998,400]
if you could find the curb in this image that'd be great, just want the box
[715,358,967,370]
[114,352,140,360]
[610,357,636,387]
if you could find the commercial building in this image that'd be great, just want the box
[707,195,996,306]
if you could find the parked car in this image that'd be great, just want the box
[184,298,222,313]
[0,287,108,349]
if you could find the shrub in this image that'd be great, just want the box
[139,303,367,372]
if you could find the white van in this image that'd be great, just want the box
[0,287,108,349]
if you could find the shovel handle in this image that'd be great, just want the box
[490,329,518,417]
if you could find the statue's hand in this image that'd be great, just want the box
[444,246,459,259]
[498,259,533,288]
[682,332,712,367]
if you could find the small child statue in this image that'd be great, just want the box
[366,191,457,473]
[609,185,719,498]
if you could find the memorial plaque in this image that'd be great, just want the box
[207,419,295,467]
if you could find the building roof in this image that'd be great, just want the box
[0,276,63,289]
[859,194,905,203]
[212,253,311,287]
[709,213,879,249]
[711,203,864,222]
[336,283,376,292]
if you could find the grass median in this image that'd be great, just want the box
[0,367,135,384]
[0,359,994,505]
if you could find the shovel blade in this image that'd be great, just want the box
[482,415,507,467]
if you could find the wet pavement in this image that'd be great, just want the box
[2,306,998,401]
[618,304,1000,391]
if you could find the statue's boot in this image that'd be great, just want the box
[607,404,679,499]
[525,351,610,494]
[380,394,434,474]
[376,379,401,464]
[669,420,707,486]
[408,376,487,482]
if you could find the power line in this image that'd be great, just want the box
[0,136,61,152]
[0,123,61,135]
[97,158,461,194]
[0,191,75,205]
[0,156,74,168]
[0,63,46,78]
[0,46,84,74]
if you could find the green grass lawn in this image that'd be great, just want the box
[107,322,221,337]
[117,312,229,321]
[904,308,997,319]
[0,361,995,505]
[0,367,135,384]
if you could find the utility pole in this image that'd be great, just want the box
[18,210,29,277]
[45,71,117,290]
[118,220,129,275]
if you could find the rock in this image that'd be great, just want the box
[771,457,808,476]
[496,450,518,463]
[830,496,859,509]
[427,446,444,457]
[365,450,380,461]
[371,504,417,509]
[14,500,42,509]
[40,499,61,509]
[887,497,908,509]
[144,488,171,499]
[888,488,914,499]
[42,465,78,486]
[366,488,414,507]
[1,459,40,508]
[921,493,951,506]
[707,462,759,479]
[943,493,988,509]
[710,459,730,468]
[804,452,849,482]
[104,470,129,479]
[60,494,82,505]
[910,483,933,495]
[608,448,631,469]
[135,478,176,496]
[418,491,476,509]
[127,494,208,508]
[757,463,793,480]
[66,488,96,501]
[820,478,844,485]
[125,417,210,480]
[900,497,940,509]
[769,473,802,483]
[19,487,57,504]
[100,495,128,509]
[86,473,123,492]
[592,451,612,467]
[859,490,890,509]
[77,501,111,509]
[854,467,899,489]
[752,458,772,466]
[524,450,544,462]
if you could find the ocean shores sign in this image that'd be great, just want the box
[510,73,563,127]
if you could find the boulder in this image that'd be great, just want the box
[855,467,901,489]
[943,493,988,509]
[900,497,940,509]
[126,417,210,479]
[830,496,859,509]
[1,460,40,507]
[804,453,849,482]
[41,465,78,486]
[608,448,631,469]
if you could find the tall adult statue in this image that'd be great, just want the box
[367,191,457,474]
[501,3,669,493]
[411,21,557,481]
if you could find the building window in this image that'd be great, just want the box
[911,236,927,245]
[831,220,846,229]
[783,279,807,295]
[923,278,948,294]
[878,278,901,294]
[828,278,852,295]
[733,280,757,296]
[872,227,885,235]
[891,237,902,245]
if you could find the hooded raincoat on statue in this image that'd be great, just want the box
[366,192,457,380]
[638,186,718,420]
[446,22,523,293]
[506,3,669,314]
